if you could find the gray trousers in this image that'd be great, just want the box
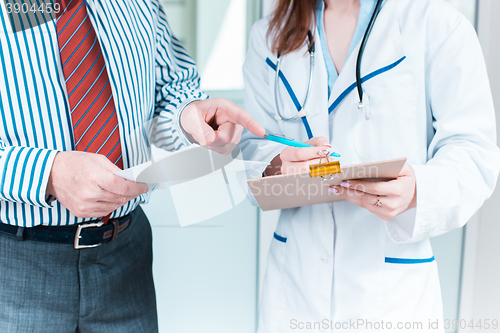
[0,206,158,333]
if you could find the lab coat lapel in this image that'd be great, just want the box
[327,0,405,112]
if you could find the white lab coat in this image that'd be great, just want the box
[240,0,500,332]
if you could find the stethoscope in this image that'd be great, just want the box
[274,0,384,122]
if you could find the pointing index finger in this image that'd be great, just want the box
[219,100,265,137]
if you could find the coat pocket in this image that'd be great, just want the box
[267,231,289,276]
[385,256,435,264]
[381,259,443,324]
[273,232,287,243]
[352,86,419,161]
[384,235,435,265]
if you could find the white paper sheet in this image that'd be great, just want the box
[115,144,267,226]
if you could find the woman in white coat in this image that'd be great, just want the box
[240,0,500,332]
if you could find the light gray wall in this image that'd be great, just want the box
[261,0,274,17]
[196,0,232,72]
[144,189,258,333]
[148,2,261,332]
[459,0,500,327]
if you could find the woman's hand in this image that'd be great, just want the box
[330,163,417,221]
[264,137,335,176]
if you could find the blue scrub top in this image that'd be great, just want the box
[316,0,381,97]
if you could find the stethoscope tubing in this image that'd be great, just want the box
[274,32,315,122]
[274,0,384,123]
[356,0,384,103]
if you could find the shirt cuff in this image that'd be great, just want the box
[174,97,206,146]
[0,146,58,208]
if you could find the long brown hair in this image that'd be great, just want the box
[267,0,317,56]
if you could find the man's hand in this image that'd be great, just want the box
[329,163,417,221]
[46,151,149,218]
[180,98,266,146]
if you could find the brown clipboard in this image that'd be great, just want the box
[247,157,407,211]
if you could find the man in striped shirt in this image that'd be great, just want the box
[0,0,264,331]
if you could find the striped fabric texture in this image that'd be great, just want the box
[0,0,207,227]
[57,0,123,168]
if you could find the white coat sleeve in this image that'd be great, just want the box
[385,18,500,243]
[239,22,286,182]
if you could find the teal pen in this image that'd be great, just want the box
[264,134,341,157]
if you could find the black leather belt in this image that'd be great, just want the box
[0,213,132,249]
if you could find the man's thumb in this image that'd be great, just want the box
[197,121,216,146]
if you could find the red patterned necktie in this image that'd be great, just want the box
[57,0,123,169]
[57,0,123,222]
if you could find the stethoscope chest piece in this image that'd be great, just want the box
[358,93,371,120]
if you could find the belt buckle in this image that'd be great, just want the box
[74,221,104,249]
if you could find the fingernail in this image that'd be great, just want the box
[340,182,350,188]
[326,148,340,156]
[322,142,331,147]
[328,187,339,195]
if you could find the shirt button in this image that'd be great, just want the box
[321,256,329,263]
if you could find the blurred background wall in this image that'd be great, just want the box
[459,1,500,330]
[143,2,260,332]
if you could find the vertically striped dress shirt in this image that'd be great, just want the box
[0,0,206,227]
